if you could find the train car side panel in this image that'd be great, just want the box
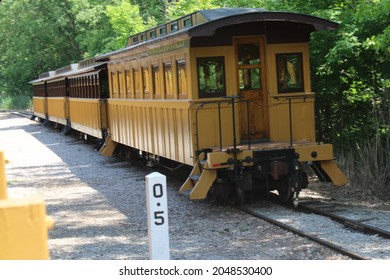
[69,98,106,138]
[32,97,47,120]
[269,100,316,142]
[47,97,68,125]
[266,43,316,142]
[108,100,194,165]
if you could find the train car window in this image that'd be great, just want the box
[83,77,87,98]
[170,21,178,32]
[77,78,81,98]
[90,76,94,98]
[48,80,66,97]
[67,80,72,97]
[91,76,95,98]
[118,71,125,98]
[276,53,304,93]
[81,78,85,98]
[238,44,260,65]
[142,67,150,98]
[134,69,141,98]
[132,36,139,45]
[100,71,109,99]
[33,84,45,97]
[93,74,100,98]
[239,68,261,90]
[140,33,147,42]
[183,17,192,28]
[159,26,167,36]
[111,72,118,98]
[164,63,173,98]
[149,30,156,39]
[72,79,77,98]
[152,65,161,98]
[197,56,226,98]
[86,77,89,98]
[125,70,133,99]
[71,79,75,98]
[238,43,261,90]
[177,60,187,97]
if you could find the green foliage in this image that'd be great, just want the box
[166,0,218,20]
[307,0,390,150]
[0,0,82,102]
[0,0,147,109]
[0,95,32,110]
[106,0,149,50]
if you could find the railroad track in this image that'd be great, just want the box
[298,201,390,240]
[10,110,33,119]
[239,200,390,260]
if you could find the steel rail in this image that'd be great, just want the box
[239,206,369,260]
[298,202,390,240]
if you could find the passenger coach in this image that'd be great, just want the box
[31,59,109,141]
[96,8,348,204]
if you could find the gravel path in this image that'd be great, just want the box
[1,111,384,260]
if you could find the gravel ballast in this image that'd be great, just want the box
[1,111,386,260]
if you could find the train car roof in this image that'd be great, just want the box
[30,61,106,84]
[96,7,339,61]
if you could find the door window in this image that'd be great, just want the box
[237,44,262,90]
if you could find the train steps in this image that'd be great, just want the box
[179,159,216,200]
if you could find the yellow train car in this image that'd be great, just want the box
[31,60,108,141]
[31,65,77,127]
[67,58,109,140]
[31,72,54,121]
[97,8,348,204]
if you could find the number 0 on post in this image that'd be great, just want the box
[145,172,170,260]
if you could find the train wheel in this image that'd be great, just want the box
[213,179,245,205]
[226,182,246,206]
[277,176,294,203]
[235,185,246,206]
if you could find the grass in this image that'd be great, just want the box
[338,134,390,200]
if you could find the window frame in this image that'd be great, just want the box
[197,56,226,99]
[276,52,304,94]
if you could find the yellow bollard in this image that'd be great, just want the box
[0,151,7,200]
[0,150,54,260]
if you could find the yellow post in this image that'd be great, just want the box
[0,151,7,200]
[0,150,54,260]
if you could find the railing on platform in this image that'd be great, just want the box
[190,94,315,159]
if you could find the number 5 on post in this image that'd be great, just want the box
[145,172,170,260]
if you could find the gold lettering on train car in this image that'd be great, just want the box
[147,40,189,56]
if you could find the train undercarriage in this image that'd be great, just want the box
[99,134,347,206]
[210,148,309,206]
[180,147,310,206]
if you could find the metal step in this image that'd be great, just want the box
[189,174,201,181]
[181,189,192,198]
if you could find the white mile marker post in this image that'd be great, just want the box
[145,172,170,260]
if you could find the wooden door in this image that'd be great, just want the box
[235,37,268,141]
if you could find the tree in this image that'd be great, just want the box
[0,0,145,108]
[106,0,149,50]
[0,0,82,108]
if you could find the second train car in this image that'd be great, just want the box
[31,8,348,205]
